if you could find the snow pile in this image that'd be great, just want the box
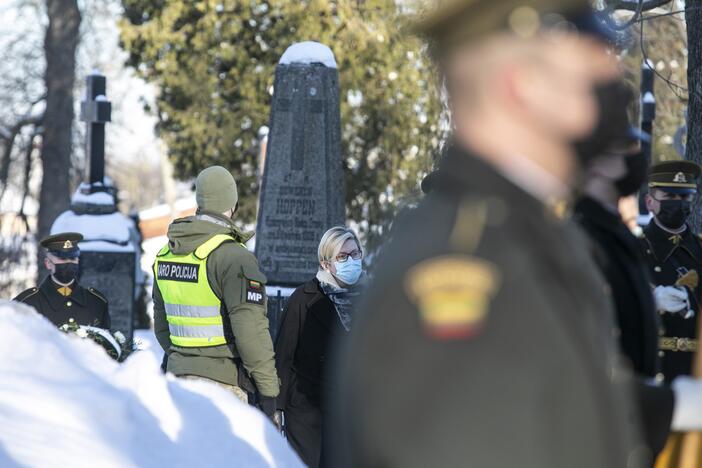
[0,301,303,468]
[52,211,135,252]
[279,41,337,68]
[71,189,115,207]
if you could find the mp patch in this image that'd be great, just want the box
[245,279,265,305]
[157,261,200,283]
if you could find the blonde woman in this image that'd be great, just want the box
[275,226,365,468]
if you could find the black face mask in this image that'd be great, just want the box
[574,81,633,167]
[614,152,648,197]
[53,262,80,284]
[656,199,692,230]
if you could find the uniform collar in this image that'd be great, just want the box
[41,276,87,306]
[438,143,567,220]
[643,220,693,263]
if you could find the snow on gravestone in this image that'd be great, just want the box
[0,301,304,468]
[51,185,139,340]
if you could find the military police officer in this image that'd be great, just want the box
[152,166,279,419]
[640,160,702,383]
[329,1,648,467]
[14,232,110,329]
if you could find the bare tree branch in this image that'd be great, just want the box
[606,0,674,11]
[0,112,44,198]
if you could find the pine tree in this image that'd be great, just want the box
[119,0,443,237]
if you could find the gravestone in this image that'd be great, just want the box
[255,41,345,287]
[255,42,345,338]
[51,71,141,341]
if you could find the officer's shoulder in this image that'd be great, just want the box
[213,239,255,260]
[86,287,108,304]
[14,287,39,303]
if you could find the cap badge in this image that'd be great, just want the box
[63,240,73,249]
[674,172,687,183]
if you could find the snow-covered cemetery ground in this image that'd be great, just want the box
[0,301,304,468]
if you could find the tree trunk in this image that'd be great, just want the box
[686,0,702,232]
[37,0,81,277]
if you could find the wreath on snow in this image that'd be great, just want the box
[59,318,136,362]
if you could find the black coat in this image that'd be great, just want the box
[640,221,702,381]
[14,276,110,329]
[329,145,644,468]
[575,197,660,376]
[276,278,346,410]
[575,196,673,457]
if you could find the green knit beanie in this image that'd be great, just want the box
[195,166,238,213]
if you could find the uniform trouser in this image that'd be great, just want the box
[180,375,249,403]
[285,374,328,468]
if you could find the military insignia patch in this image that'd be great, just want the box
[674,172,687,183]
[245,279,265,305]
[405,256,500,340]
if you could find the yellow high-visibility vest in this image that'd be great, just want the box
[154,234,235,347]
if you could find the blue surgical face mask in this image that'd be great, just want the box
[333,258,363,286]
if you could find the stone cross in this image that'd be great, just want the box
[80,70,112,190]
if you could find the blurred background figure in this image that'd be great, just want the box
[275,226,366,468]
[575,128,702,458]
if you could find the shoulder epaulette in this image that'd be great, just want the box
[88,287,108,304]
[14,287,39,302]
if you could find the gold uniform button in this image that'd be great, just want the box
[655,373,665,383]
[66,301,72,307]
[658,351,665,358]
[654,266,662,272]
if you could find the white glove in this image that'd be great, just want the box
[654,286,692,317]
[671,376,702,431]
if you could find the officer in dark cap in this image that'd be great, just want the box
[330,1,646,467]
[14,232,110,329]
[640,160,702,383]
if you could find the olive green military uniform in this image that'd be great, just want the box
[14,232,110,329]
[330,145,644,468]
[639,161,702,382]
[152,212,279,398]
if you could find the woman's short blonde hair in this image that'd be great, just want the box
[318,226,361,264]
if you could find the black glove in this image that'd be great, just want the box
[258,396,277,419]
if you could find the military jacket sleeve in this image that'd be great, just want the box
[208,243,279,398]
[86,287,110,329]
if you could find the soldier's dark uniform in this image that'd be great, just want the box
[331,146,644,468]
[640,161,702,383]
[14,233,110,329]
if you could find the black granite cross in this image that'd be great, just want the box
[80,71,112,190]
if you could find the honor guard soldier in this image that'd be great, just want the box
[13,232,110,329]
[329,1,650,468]
[641,160,702,383]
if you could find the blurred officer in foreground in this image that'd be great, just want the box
[330,1,649,467]
[152,166,279,419]
[575,132,702,456]
[640,161,702,383]
[14,232,110,329]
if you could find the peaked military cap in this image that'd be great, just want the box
[413,0,615,50]
[648,160,701,194]
[40,232,83,258]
